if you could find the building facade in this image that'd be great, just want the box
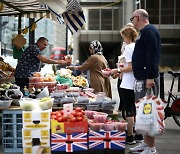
[72,0,180,70]
[0,16,66,58]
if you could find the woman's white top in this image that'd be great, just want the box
[120,43,135,90]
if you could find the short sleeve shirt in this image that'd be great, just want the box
[120,43,135,90]
[15,44,42,78]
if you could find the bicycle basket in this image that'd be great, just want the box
[171,98,180,113]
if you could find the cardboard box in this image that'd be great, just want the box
[88,130,125,150]
[51,119,88,134]
[51,132,88,152]
[23,110,51,129]
[23,146,51,154]
[22,129,50,147]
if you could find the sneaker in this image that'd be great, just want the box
[126,135,136,145]
[129,142,147,153]
[134,134,143,142]
[139,147,158,154]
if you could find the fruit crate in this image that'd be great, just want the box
[2,109,23,152]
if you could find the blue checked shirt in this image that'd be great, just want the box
[15,44,42,78]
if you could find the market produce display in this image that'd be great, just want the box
[51,107,85,123]
[19,98,36,111]
[88,111,127,132]
[0,95,13,109]
[38,96,54,110]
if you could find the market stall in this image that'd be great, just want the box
[0,70,126,154]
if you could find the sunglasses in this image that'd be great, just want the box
[130,16,138,22]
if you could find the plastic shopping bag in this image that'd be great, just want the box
[135,94,166,137]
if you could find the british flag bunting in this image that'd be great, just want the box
[88,130,125,150]
[51,133,88,152]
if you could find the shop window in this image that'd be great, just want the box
[146,0,159,24]
[161,0,174,24]
[88,8,120,31]
[101,9,112,30]
[89,9,100,30]
[113,9,121,30]
[176,0,180,24]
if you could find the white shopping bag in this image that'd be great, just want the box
[135,92,166,137]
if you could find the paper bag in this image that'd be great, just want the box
[12,34,26,49]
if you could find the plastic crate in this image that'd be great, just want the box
[2,110,23,152]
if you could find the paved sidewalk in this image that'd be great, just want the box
[111,77,180,154]
[125,117,180,154]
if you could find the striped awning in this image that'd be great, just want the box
[0,0,52,18]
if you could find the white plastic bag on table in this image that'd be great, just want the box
[135,91,166,137]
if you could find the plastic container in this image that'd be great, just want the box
[89,122,103,131]
[2,110,23,152]
[19,98,36,111]
[38,98,54,110]
[36,87,49,99]
[103,123,115,131]
[86,104,100,110]
[83,88,94,93]
[57,84,69,90]
[93,112,108,123]
[29,77,44,83]
[0,99,13,109]
[115,122,127,131]
[85,110,97,119]
[36,82,56,89]
[32,72,42,77]
[5,89,23,106]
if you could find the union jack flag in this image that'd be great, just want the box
[51,133,88,152]
[88,130,125,150]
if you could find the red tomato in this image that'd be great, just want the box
[56,113,62,117]
[71,111,78,117]
[57,117,64,122]
[75,107,82,112]
[51,115,57,120]
[51,112,57,115]
[76,116,83,122]
[77,112,83,117]
[62,115,68,122]
[81,110,85,115]
[69,114,75,119]
[60,110,64,115]
[70,117,77,122]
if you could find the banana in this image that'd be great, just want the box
[30,22,37,31]
[22,26,28,34]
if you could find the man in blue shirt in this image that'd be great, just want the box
[129,9,161,154]
[15,37,67,90]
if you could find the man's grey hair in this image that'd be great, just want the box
[135,9,149,19]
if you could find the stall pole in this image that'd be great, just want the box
[29,18,35,45]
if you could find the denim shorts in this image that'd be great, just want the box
[134,77,159,101]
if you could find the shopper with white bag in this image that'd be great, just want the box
[135,90,165,137]
[130,9,162,154]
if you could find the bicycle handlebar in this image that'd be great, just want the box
[168,71,180,77]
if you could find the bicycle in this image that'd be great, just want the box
[164,71,180,127]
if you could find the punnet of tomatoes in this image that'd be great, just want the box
[51,107,86,123]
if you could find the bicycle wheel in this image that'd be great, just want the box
[171,98,180,127]
[173,115,180,127]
